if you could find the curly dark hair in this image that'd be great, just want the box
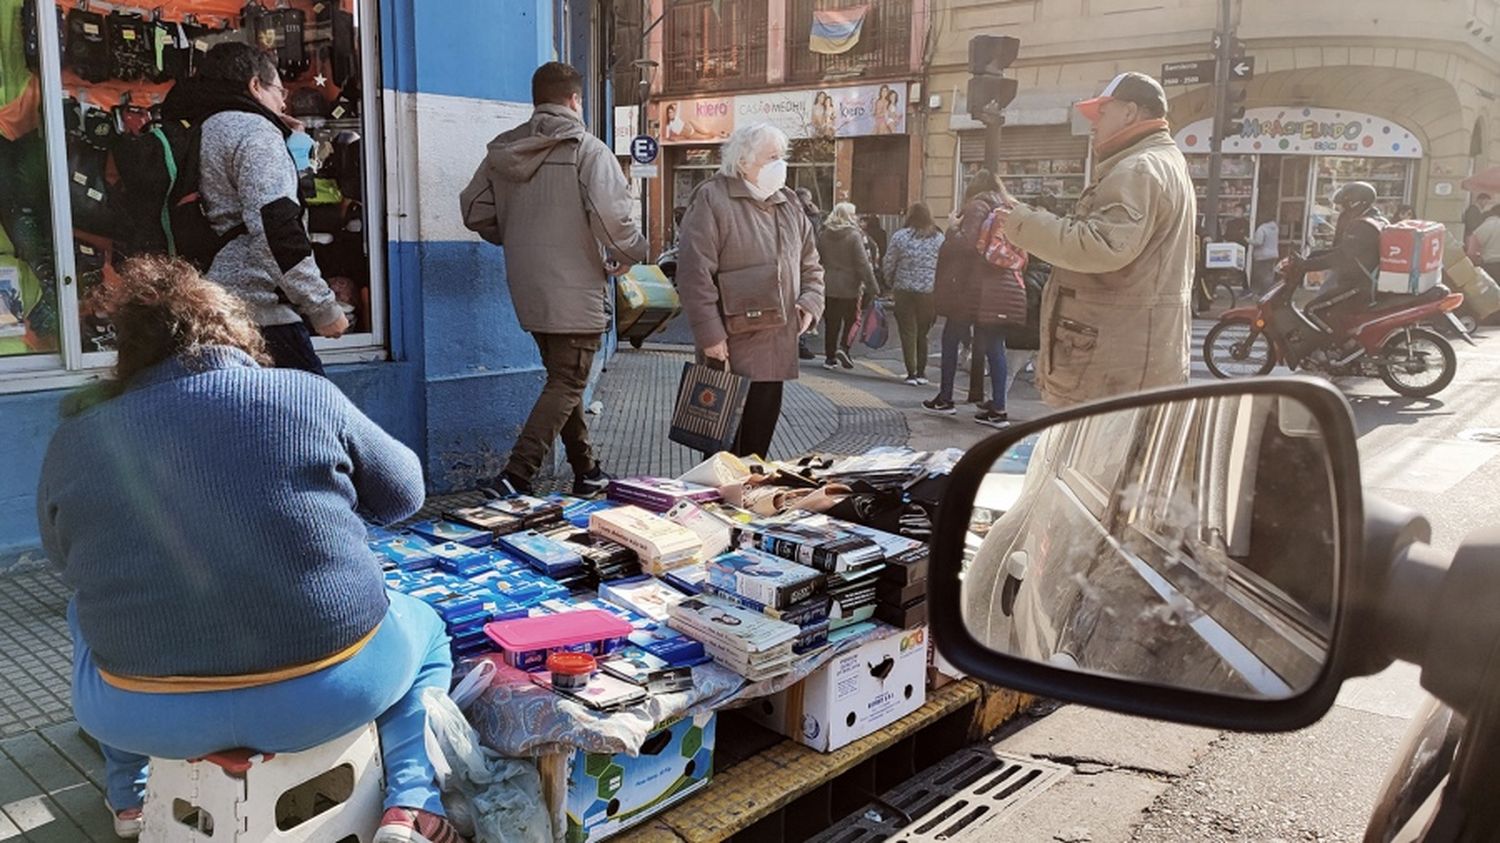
[64,256,269,415]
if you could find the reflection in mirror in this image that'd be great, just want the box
[961,395,1338,700]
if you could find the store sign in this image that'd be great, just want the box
[614,106,639,156]
[1175,107,1423,159]
[661,82,908,146]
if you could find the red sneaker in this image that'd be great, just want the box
[373,807,465,843]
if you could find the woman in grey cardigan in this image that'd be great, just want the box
[675,123,826,457]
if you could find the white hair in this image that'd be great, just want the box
[719,123,790,178]
[825,202,859,230]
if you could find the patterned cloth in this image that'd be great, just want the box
[466,623,898,758]
[882,228,943,294]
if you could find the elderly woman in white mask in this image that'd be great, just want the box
[676,123,827,457]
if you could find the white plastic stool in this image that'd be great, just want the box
[141,723,384,842]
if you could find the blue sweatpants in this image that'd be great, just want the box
[70,590,452,815]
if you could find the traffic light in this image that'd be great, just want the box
[967,35,1021,122]
[1215,35,1249,139]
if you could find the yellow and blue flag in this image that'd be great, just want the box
[808,5,870,55]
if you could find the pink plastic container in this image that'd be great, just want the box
[484,610,634,671]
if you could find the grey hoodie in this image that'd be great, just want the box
[460,104,647,335]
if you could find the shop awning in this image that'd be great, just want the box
[949,85,1098,134]
[1462,166,1500,193]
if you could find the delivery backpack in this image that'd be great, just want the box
[113,119,246,268]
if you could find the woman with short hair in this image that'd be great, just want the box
[38,256,458,843]
[819,202,881,370]
[675,123,826,457]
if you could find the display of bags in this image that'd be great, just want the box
[668,362,752,454]
[112,119,246,267]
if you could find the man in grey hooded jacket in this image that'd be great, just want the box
[461,62,646,497]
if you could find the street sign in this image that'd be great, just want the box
[1229,56,1255,80]
[630,135,659,165]
[629,162,659,179]
[1162,60,1216,86]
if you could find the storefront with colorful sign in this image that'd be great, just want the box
[657,81,914,242]
[1175,107,1425,253]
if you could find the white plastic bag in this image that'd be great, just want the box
[422,688,553,843]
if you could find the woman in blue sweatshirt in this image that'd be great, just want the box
[36,257,459,843]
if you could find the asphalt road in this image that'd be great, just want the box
[809,318,1500,841]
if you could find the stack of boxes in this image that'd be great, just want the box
[702,547,832,654]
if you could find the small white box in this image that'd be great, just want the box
[1204,241,1247,271]
[745,627,929,752]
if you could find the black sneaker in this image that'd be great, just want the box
[973,402,995,419]
[481,473,531,499]
[798,339,816,361]
[573,466,613,498]
[922,397,957,416]
[836,350,855,370]
[976,409,1012,429]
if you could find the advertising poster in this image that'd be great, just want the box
[659,83,907,145]
[661,96,735,144]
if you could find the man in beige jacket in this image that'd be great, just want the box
[993,72,1196,407]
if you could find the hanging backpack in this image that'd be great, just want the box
[106,10,153,81]
[113,118,245,267]
[65,8,110,83]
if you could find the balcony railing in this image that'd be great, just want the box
[663,0,770,94]
[785,0,913,84]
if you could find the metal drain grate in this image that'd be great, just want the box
[811,748,1069,843]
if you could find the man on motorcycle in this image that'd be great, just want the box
[1290,182,1386,355]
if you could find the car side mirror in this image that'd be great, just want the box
[929,377,1367,732]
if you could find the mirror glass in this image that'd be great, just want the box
[961,394,1339,700]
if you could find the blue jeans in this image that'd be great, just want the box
[71,591,452,815]
[939,319,1009,411]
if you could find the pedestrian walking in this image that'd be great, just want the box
[923,170,1020,428]
[990,72,1196,407]
[1250,211,1281,293]
[818,202,880,370]
[164,43,347,375]
[861,214,889,291]
[675,123,825,458]
[1467,205,1500,282]
[461,62,647,497]
[795,187,824,361]
[882,202,942,385]
[1464,193,1492,240]
[39,256,458,843]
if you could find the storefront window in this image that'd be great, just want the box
[1188,155,1255,235]
[0,1,58,362]
[1309,156,1412,249]
[789,137,833,211]
[2,0,380,379]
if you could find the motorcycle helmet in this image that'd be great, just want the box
[1332,181,1378,212]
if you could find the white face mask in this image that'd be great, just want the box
[747,159,788,199]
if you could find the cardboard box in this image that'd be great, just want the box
[875,599,928,630]
[1378,220,1445,294]
[745,627,929,752]
[566,713,716,842]
[1204,241,1246,271]
[928,644,967,689]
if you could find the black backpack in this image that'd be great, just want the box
[114,119,245,268]
[65,8,110,83]
[107,11,153,81]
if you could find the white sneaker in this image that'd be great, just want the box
[109,803,142,839]
[916,377,930,386]
[903,377,920,386]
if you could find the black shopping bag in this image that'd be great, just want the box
[668,361,751,453]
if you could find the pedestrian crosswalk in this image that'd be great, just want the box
[1191,318,1218,381]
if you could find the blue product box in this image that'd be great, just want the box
[366,524,402,543]
[371,537,438,571]
[566,713,715,842]
[498,531,586,578]
[627,627,710,668]
[407,520,494,548]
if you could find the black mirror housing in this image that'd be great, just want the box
[929,377,1368,732]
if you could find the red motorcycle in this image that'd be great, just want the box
[1203,263,1466,397]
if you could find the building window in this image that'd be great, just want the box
[1,0,385,387]
[850,135,907,215]
[663,0,768,94]
[958,127,1090,215]
[785,0,911,85]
